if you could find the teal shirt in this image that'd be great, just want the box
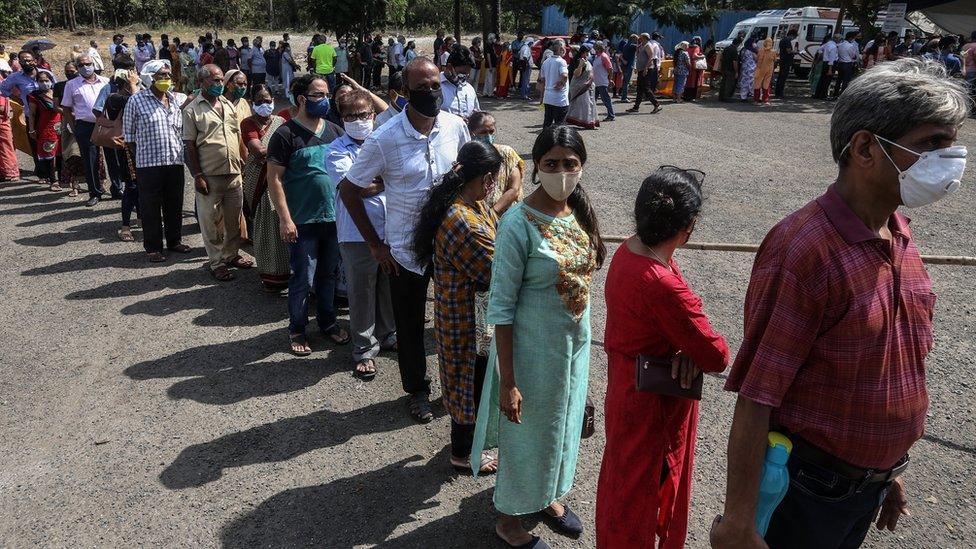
[266,118,343,225]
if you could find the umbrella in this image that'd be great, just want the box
[22,38,56,52]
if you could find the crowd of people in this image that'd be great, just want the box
[0,25,973,549]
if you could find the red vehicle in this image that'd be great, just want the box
[530,36,574,68]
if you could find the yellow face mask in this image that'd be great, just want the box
[153,79,173,92]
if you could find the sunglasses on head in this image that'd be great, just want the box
[659,165,705,185]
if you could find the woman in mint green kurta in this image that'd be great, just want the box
[472,125,605,548]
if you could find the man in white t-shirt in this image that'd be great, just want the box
[538,39,569,127]
[338,57,469,423]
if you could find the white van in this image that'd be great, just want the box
[715,10,788,50]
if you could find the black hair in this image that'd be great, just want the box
[466,110,494,133]
[250,83,272,102]
[413,141,504,268]
[290,73,327,100]
[568,44,590,75]
[447,45,474,68]
[731,37,743,48]
[530,125,606,268]
[634,168,702,247]
[388,70,403,91]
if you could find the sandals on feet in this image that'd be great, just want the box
[168,243,191,253]
[68,188,78,197]
[228,255,254,269]
[289,333,312,356]
[210,264,236,281]
[147,252,166,263]
[408,392,434,424]
[49,182,62,192]
[452,451,497,475]
[118,227,135,242]
[353,358,377,381]
[322,325,351,345]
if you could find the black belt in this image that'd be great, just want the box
[788,434,909,485]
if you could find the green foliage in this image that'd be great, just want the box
[0,0,44,38]
[558,0,719,37]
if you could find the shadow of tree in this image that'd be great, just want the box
[163,401,446,490]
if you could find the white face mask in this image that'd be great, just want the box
[253,102,275,117]
[344,118,373,141]
[538,169,582,201]
[876,135,967,208]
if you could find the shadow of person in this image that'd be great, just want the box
[13,219,124,247]
[65,267,215,301]
[374,487,501,548]
[125,329,285,382]
[163,401,447,490]
[15,205,114,227]
[22,251,165,275]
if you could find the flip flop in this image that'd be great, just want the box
[289,333,312,356]
[147,252,166,263]
[118,228,135,242]
[452,451,497,475]
[228,255,254,269]
[210,264,236,281]
[168,244,192,253]
[353,358,376,381]
[322,325,351,345]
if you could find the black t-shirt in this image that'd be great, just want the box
[779,37,795,63]
[105,92,132,120]
[721,46,738,71]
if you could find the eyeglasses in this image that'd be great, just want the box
[342,111,373,122]
[659,165,705,185]
[305,92,327,99]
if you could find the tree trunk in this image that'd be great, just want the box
[491,0,500,39]
[481,1,489,49]
[454,0,461,42]
[835,0,847,35]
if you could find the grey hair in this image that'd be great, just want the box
[550,39,565,50]
[197,65,216,82]
[831,58,972,165]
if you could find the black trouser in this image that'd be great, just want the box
[813,63,834,99]
[765,454,893,549]
[135,164,185,254]
[36,158,57,183]
[833,62,854,97]
[720,69,737,101]
[360,64,370,85]
[372,62,383,89]
[250,72,266,94]
[775,59,792,97]
[73,120,102,199]
[104,146,127,198]
[543,104,568,127]
[634,67,660,109]
[388,262,432,395]
[450,354,488,458]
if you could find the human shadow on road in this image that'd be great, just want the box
[13,219,121,247]
[0,198,89,218]
[162,400,446,490]
[374,488,504,548]
[65,267,215,301]
[0,190,70,206]
[15,206,114,227]
[22,251,165,275]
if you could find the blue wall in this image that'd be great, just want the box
[541,5,758,48]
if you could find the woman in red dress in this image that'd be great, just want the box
[596,166,729,549]
[683,37,706,101]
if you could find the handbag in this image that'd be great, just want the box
[91,110,122,149]
[581,396,596,439]
[695,58,708,71]
[636,355,703,400]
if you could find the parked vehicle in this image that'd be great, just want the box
[530,35,574,68]
[715,10,788,51]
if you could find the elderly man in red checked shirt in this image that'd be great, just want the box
[711,58,971,549]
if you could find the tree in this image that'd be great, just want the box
[558,0,719,39]
[842,0,888,39]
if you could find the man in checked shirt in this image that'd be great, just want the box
[711,58,971,549]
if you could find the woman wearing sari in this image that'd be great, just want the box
[494,42,514,98]
[241,84,290,293]
[0,74,21,182]
[683,37,706,101]
[737,38,757,101]
[566,44,598,129]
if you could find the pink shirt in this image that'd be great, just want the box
[963,42,976,74]
[61,75,109,123]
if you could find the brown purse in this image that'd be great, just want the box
[581,396,596,439]
[636,355,703,400]
[91,110,123,149]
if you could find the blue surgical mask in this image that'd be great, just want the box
[304,97,331,119]
[474,134,496,146]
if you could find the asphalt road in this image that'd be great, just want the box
[1,84,974,548]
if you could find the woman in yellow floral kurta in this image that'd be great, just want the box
[412,141,505,474]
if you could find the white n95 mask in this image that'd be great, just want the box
[876,134,967,208]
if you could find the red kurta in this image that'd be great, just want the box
[596,243,729,548]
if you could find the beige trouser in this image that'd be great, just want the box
[196,174,243,269]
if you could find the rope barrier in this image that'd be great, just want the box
[602,235,976,267]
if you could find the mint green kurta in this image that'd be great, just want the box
[471,202,596,515]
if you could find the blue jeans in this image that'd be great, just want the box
[764,455,892,549]
[288,221,340,336]
[620,65,634,100]
[596,85,615,118]
[519,67,532,98]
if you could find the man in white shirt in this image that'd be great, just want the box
[814,33,841,99]
[338,57,469,423]
[834,31,860,97]
[538,39,569,127]
[440,46,480,119]
[88,40,105,74]
[517,38,534,99]
[394,35,407,70]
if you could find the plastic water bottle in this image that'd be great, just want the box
[755,431,792,537]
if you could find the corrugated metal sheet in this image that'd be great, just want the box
[541,5,758,47]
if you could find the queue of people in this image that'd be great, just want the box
[0,27,973,549]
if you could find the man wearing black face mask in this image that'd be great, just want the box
[1,51,43,173]
[440,46,480,120]
[338,57,470,424]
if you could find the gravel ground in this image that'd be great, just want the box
[1,81,975,548]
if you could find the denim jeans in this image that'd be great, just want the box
[595,85,615,118]
[764,455,892,549]
[288,221,340,336]
[519,67,532,98]
[620,65,634,100]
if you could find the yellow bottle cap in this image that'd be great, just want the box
[767,431,793,454]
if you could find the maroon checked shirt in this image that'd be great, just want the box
[725,185,935,470]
